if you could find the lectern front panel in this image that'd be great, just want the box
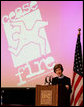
[35,85,58,106]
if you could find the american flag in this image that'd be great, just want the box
[70,29,83,106]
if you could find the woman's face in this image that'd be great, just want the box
[55,68,62,77]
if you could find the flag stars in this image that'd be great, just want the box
[76,58,77,60]
[78,57,80,59]
[80,64,82,66]
[80,68,82,70]
[77,54,80,56]
[73,33,83,76]
[77,69,79,71]
[76,62,78,64]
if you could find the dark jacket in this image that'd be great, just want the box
[52,76,72,93]
[52,75,72,106]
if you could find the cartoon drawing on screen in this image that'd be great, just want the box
[2,1,55,86]
[8,20,48,56]
[2,1,51,68]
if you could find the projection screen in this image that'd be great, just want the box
[1,1,83,87]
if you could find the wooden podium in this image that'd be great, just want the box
[35,85,58,106]
[35,84,70,106]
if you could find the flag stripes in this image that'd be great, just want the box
[70,30,83,106]
[70,73,83,106]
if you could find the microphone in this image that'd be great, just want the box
[44,75,53,85]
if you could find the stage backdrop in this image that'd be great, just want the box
[1,1,83,87]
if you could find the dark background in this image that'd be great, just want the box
[1,88,35,106]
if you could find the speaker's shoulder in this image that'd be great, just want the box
[64,76,70,80]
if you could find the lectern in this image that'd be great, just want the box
[35,84,70,106]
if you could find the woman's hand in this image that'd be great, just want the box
[65,85,69,90]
